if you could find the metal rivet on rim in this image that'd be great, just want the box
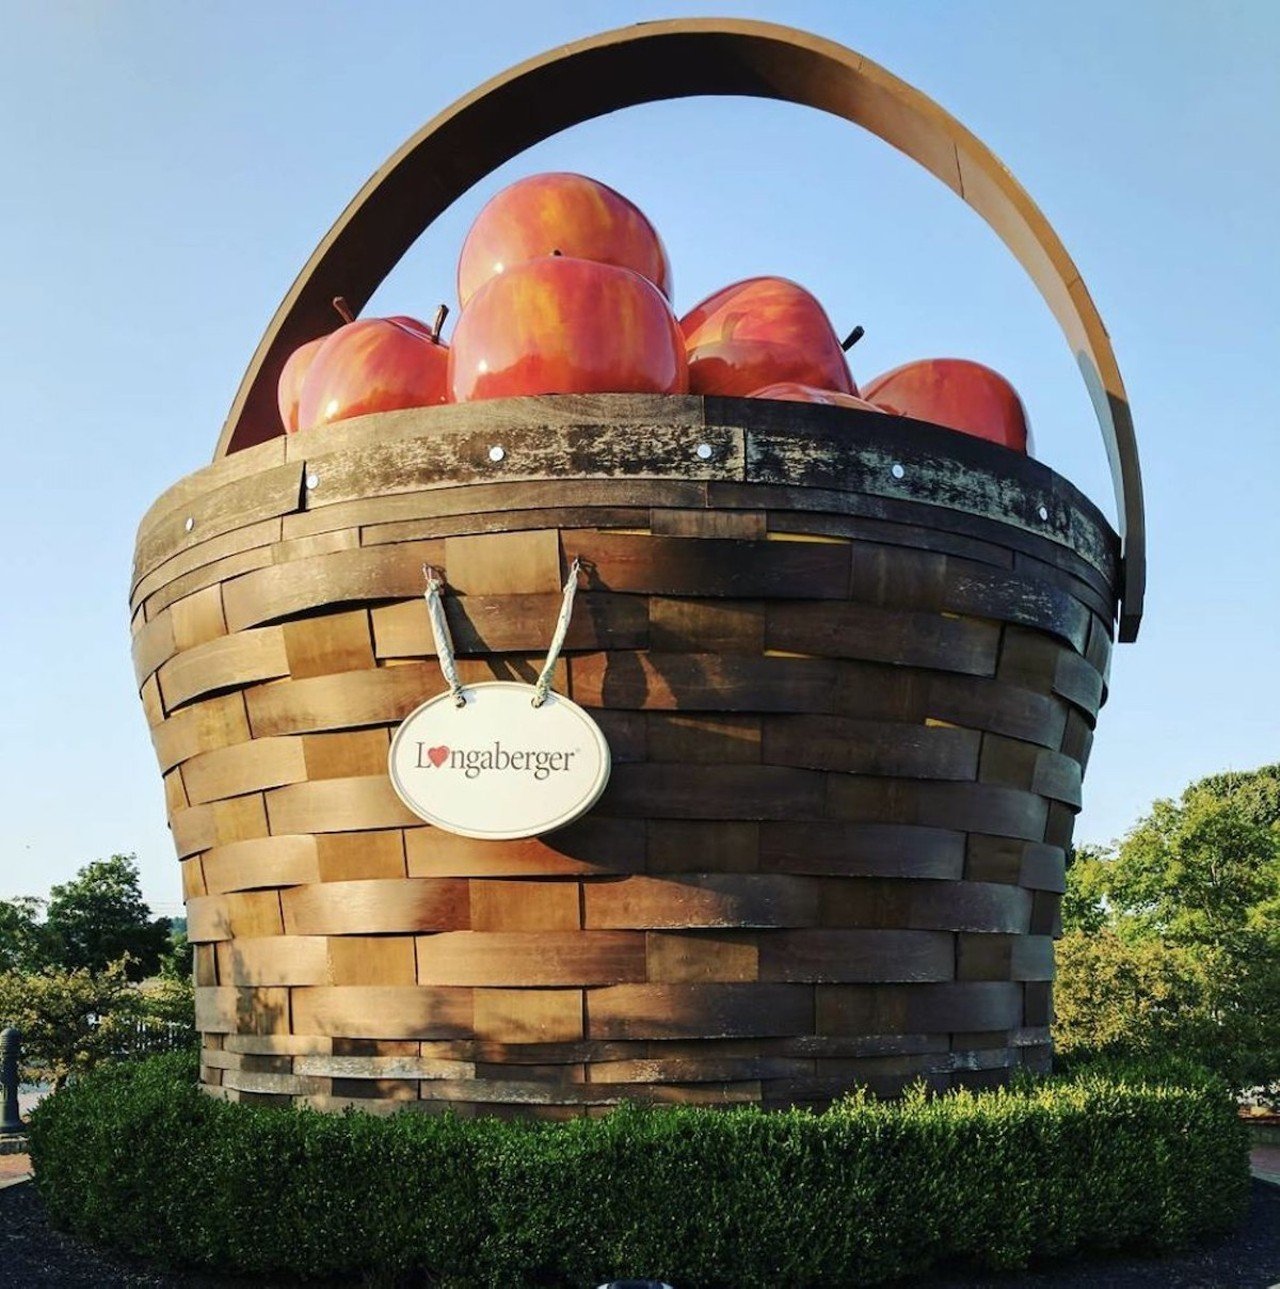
[305,473,319,490]
[488,445,505,463]
[696,443,714,460]
[1037,505,1049,521]
[891,463,905,480]
[184,516,195,533]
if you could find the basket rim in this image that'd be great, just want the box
[134,394,1119,608]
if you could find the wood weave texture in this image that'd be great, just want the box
[132,395,1118,1116]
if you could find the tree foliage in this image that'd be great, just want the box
[0,960,141,1088]
[0,855,195,1083]
[160,925,194,982]
[43,854,171,981]
[1057,764,1280,1086]
[0,897,56,974]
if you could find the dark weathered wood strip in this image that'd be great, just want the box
[1059,709,1095,772]
[846,544,1092,652]
[957,934,1055,981]
[816,877,1032,933]
[765,508,1015,570]
[142,544,278,622]
[758,930,954,982]
[1053,650,1106,719]
[285,393,707,461]
[569,650,1071,749]
[586,983,814,1040]
[371,591,649,659]
[598,764,826,821]
[243,659,559,737]
[732,407,1116,579]
[282,477,706,541]
[299,420,744,515]
[1012,549,1115,622]
[652,508,766,539]
[642,713,759,765]
[361,505,649,547]
[714,479,1119,597]
[131,517,283,611]
[761,714,981,780]
[584,874,821,929]
[563,530,852,599]
[135,461,306,585]
[764,600,1000,676]
[815,981,1023,1036]
[979,737,1084,809]
[222,541,444,633]
[139,437,286,539]
[758,821,965,879]
[825,776,1049,842]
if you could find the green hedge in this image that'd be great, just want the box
[29,1052,1249,1286]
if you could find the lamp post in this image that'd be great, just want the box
[0,1028,24,1134]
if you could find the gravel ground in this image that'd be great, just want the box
[0,1178,1276,1288]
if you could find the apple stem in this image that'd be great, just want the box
[551,248,563,257]
[431,304,449,344]
[841,326,865,352]
[332,296,356,325]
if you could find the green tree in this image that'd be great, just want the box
[44,855,170,981]
[0,960,141,1088]
[138,972,196,1040]
[1195,762,1280,832]
[1057,764,1280,1086]
[159,923,194,981]
[1060,844,1108,934]
[0,897,55,973]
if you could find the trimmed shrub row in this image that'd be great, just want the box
[29,1052,1250,1286]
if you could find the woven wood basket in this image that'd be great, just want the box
[131,19,1145,1116]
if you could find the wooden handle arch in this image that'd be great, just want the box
[216,17,1145,641]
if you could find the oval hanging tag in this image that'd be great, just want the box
[388,681,611,840]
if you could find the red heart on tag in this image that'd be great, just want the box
[427,745,449,768]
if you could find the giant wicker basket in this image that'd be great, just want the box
[130,20,1145,1116]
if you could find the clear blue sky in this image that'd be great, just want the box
[2,1,1276,916]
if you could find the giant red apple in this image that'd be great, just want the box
[296,310,449,431]
[457,172,672,308]
[277,335,328,433]
[680,277,856,398]
[863,358,1030,452]
[449,256,687,402]
[748,381,884,412]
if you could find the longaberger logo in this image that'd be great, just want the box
[389,681,611,840]
[415,740,580,781]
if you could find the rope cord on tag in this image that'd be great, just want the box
[422,566,466,707]
[532,557,581,708]
[422,558,582,710]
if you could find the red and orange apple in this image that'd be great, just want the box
[681,276,856,398]
[295,309,449,431]
[448,256,686,402]
[457,172,672,307]
[863,358,1030,452]
[277,336,328,433]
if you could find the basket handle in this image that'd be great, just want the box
[215,17,1145,641]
